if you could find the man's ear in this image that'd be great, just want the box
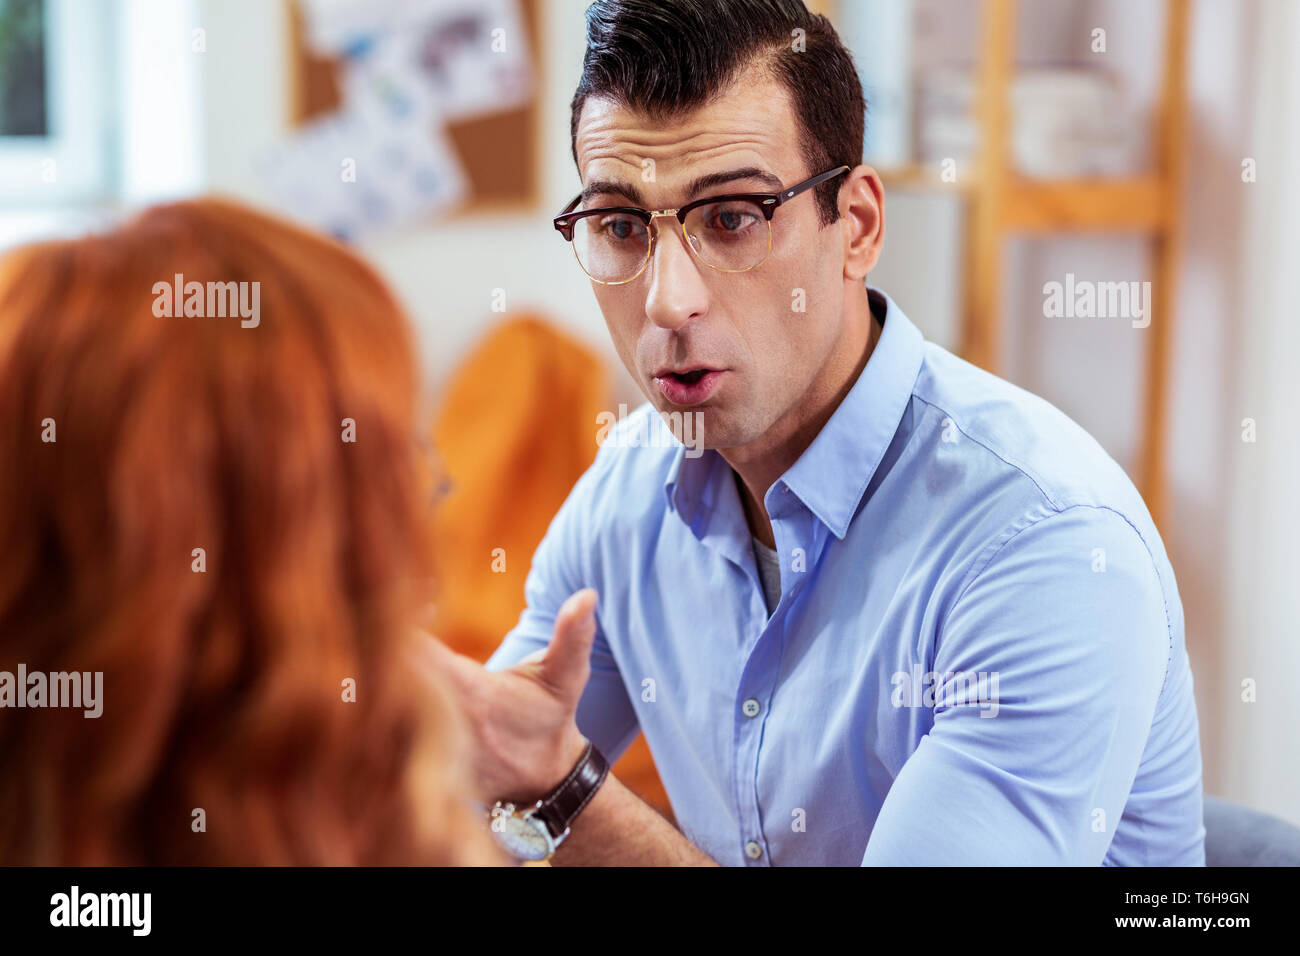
[839,165,885,281]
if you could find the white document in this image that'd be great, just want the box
[341,0,533,121]
[296,0,411,57]
[257,104,466,243]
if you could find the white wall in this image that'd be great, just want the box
[1217,0,1300,827]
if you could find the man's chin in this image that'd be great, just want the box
[662,406,761,453]
[645,401,721,454]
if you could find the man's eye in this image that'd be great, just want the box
[706,206,758,232]
[596,216,642,240]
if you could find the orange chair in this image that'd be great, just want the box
[429,315,673,823]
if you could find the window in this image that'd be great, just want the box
[0,0,116,206]
[0,0,47,136]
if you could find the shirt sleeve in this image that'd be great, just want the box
[483,453,642,765]
[861,504,1172,866]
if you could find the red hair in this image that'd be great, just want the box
[0,198,502,865]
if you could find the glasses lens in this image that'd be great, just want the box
[571,211,650,282]
[683,200,771,272]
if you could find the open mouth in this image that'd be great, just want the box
[653,367,724,407]
[668,369,710,385]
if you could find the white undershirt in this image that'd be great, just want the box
[751,536,782,616]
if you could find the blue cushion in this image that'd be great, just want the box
[1204,794,1300,866]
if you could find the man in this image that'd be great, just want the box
[427,0,1205,866]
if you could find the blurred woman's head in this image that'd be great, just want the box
[0,197,500,865]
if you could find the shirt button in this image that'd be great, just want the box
[745,841,763,860]
[742,698,761,717]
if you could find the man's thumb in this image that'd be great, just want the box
[538,589,598,697]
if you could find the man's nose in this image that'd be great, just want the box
[643,217,709,332]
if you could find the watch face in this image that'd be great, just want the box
[492,810,552,861]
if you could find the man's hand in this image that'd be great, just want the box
[422,589,598,803]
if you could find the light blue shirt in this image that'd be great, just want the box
[486,286,1205,866]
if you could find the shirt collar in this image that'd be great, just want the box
[664,285,925,540]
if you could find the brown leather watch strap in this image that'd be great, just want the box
[532,740,609,842]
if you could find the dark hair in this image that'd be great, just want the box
[570,0,865,225]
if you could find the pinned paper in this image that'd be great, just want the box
[295,0,411,57]
[257,104,466,243]
[265,0,532,239]
[342,0,533,122]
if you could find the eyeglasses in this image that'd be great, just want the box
[552,165,851,285]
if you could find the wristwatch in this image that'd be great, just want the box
[487,739,609,861]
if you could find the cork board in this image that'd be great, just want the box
[286,0,542,215]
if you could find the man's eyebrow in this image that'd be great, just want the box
[578,167,784,208]
[580,179,645,206]
[685,167,784,198]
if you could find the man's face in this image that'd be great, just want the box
[572,67,850,452]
